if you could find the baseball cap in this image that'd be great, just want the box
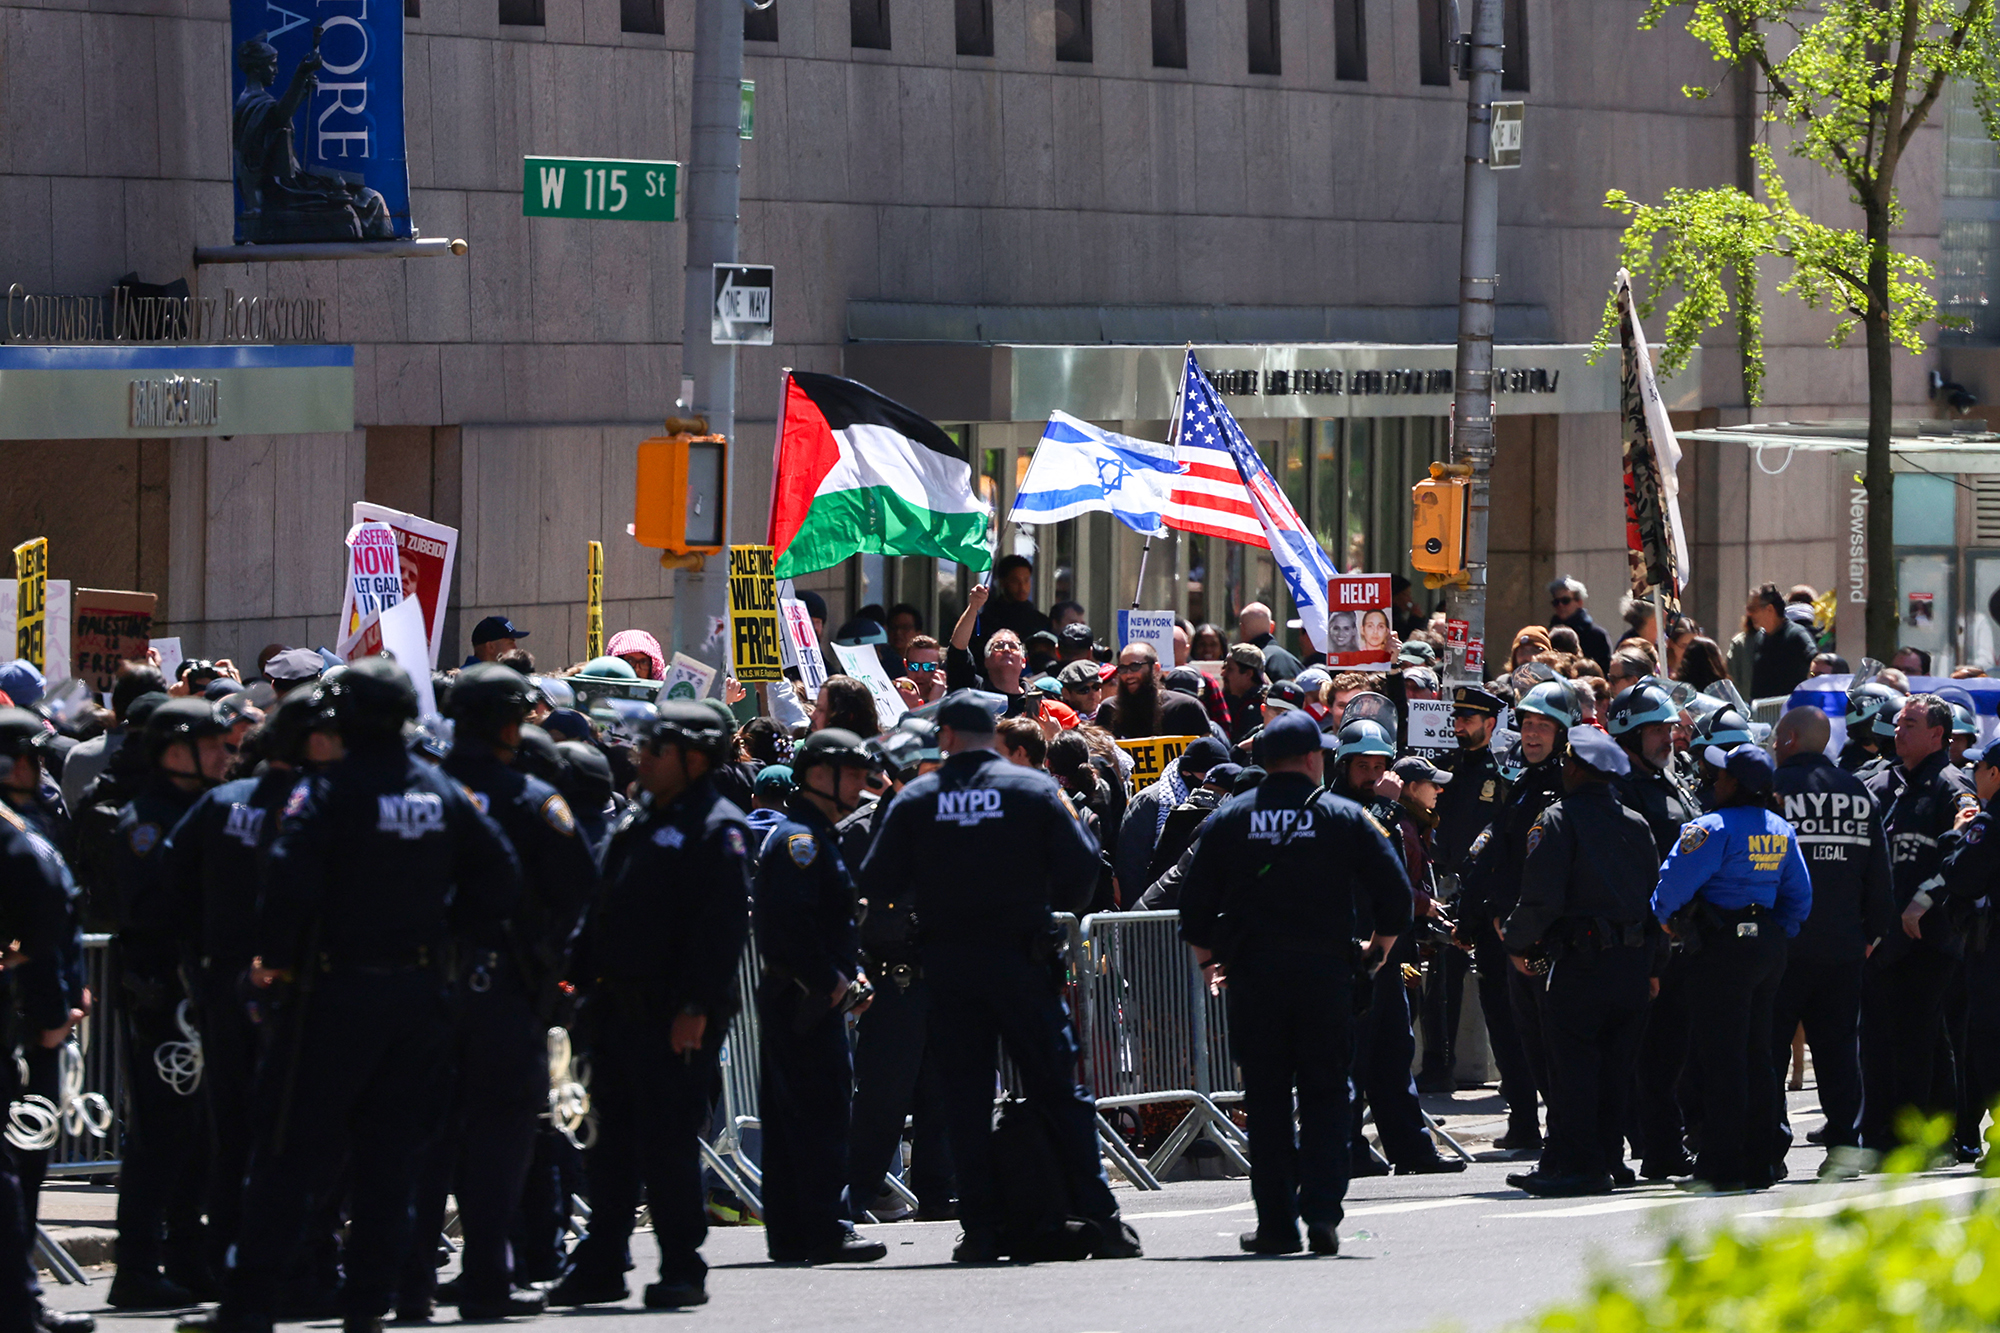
[1267,680,1307,708]
[754,764,796,798]
[1031,676,1063,697]
[936,689,999,735]
[1260,710,1322,760]
[1966,738,2000,768]
[1392,754,1453,786]
[1702,742,1776,793]
[0,660,45,707]
[1163,666,1206,695]
[1202,762,1242,788]
[471,615,529,645]
[1226,642,1266,673]
[1569,726,1632,777]
[1058,623,1095,652]
[1398,640,1438,666]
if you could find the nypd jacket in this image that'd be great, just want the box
[1178,771,1412,961]
[1938,788,2000,938]
[258,742,521,973]
[754,797,862,999]
[1879,748,1975,960]
[1505,782,1659,956]
[443,750,598,990]
[1432,743,1504,876]
[1651,805,1813,937]
[858,748,1100,952]
[0,806,82,1034]
[113,777,201,982]
[161,768,295,973]
[582,777,751,1019]
[1773,753,1895,962]
[1459,757,1564,925]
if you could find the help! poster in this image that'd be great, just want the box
[1323,574,1394,669]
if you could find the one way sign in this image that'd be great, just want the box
[712,264,774,346]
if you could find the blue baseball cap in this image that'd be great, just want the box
[1965,738,2000,768]
[1703,743,1777,793]
[1261,709,1324,760]
[471,615,530,645]
[0,660,45,707]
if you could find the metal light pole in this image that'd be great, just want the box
[1444,0,1503,686]
[671,0,745,668]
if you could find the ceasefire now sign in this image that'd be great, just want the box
[522,157,679,221]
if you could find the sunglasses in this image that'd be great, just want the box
[905,660,941,673]
[1116,662,1150,675]
[1552,595,1577,608]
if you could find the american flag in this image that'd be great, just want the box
[1168,349,1341,648]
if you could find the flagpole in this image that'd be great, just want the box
[1137,345,1192,611]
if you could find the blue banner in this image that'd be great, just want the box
[229,0,411,243]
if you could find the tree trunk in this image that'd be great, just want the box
[1863,195,1898,663]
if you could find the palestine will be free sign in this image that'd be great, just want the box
[727,544,782,682]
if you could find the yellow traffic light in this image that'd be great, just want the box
[1411,464,1468,579]
[635,417,727,565]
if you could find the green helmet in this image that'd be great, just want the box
[1334,719,1396,760]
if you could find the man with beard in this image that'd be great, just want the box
[1095,644,1208,740]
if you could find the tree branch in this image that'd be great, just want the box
[1898,3,1982,155]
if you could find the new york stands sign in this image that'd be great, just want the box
[229,0,412,243]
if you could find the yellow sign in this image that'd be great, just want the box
[1115,735,1203,791]
[12,538,47,671]
[585,541,605,662]
[726,544,782,683]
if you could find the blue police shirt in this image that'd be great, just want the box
[1651,806,1812,936]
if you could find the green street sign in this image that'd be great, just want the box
[521,156,679,221]
[740,80,755,140]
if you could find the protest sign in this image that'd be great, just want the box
[43,581,69,686]
[1117,609,1175,663]
[661,652,718,701]
[1406,698,1455,754]
[585,541,605,662]
[376,597,438,718]
[779,597,828,691]
[13,538,46,670]
[1323,574,1394,669]
[830,641,908,725]
[72,589,155,695]
[150,637,184,683]
[339,503,458,668]
[1115,735,1201,791]
[727,545,782,683]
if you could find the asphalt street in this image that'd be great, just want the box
[43,1099,2000,1333]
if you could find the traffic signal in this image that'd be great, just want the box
[635,418,727,564]
[1410,464,1469,579]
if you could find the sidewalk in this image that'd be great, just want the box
[38,1177,118,1276]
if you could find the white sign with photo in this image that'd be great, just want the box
[1405,698,1455,754]
[829,641,908,726]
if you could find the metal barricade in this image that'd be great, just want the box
[47,935,121,1177]
[1077,911,1248,1182]
[703,935,765,1213]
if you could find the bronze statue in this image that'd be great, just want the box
[232,30,394,243]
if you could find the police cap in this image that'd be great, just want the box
[1965,738,2000,769]
[1703,743,1776,793]
[1605,680,1678,738]
[448,663,538,736]
[1567,726,1631,777]
[936,690,998,736]
[643,701,733,759]
[0,708,49,760]
[1451,685,1503,717]
[1515,680,1582,731]
[1261,709,1324,760]
[793,728,877,774]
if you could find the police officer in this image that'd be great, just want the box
[1331,718,1462,1176]
[157,693,316,1283]
[1461,679,1577,1136]
[1653,744,1812,1191]
[1841,682,1906,778]
[1435,685,1537,1137]
[1501,728,1659,1196]
[550,702,751,1310]
[1180,710,1409,1254]
[858,692,1140,1264]
[554,738,620,863]
[0,794,95,1333]
[181,657,522,1333]
[1939,736,2000,1162]
[399,665,598,1320]
[113,697,229,1308]
[753,728,887,1264]
[1861,692,1975,1157]
[1768,705,1894,1179]
[1690,706,1760,812]
[0,709,68,850]
[1605,680,1702,1179]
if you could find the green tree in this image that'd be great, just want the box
[1595,1,2000,659]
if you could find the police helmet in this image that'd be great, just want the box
[1494,736,1528,785]
[1338,691,1398,732]
[144,697,226,763]
[514,723,566,785]
[1514,680,1582,731]
[642,700,733,761]
[318,656,419,742]
[792,728,879,776]
[557,739,614,807]
[0,707,50,761]
[1696,706,1756,750]
[1951,703,1979,740]
[870,729,925,779]
[1335,719,1397,761]
[1845,681,1904,733]
[408,719,452,764]
[1605,680,1678,738]
[254,690,323,767]
[447,663,538,740]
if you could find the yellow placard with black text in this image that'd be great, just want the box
[727,544,782,683]
[585,541,605,662]
[12,538,47,671]
[1116,735,1203,791]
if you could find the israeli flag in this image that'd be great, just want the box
[1010,412,1179,537]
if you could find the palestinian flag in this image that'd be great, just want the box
[767,371,992,578]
